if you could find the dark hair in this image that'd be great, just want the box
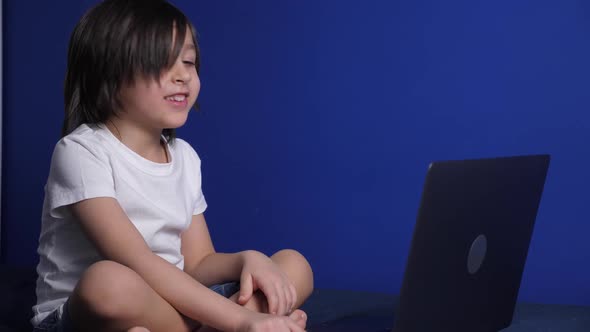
[62,0,200,141]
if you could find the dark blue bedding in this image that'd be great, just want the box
[2,265,589,332]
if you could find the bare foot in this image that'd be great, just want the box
[127,327,150,332]
[289,309,307,329]
[197,310,308,331]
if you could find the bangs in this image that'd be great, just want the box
[122,2,199,83]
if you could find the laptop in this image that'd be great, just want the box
[309,154,551,332]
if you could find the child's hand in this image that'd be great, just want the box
[237,311,305,332]
[238,251,298,316]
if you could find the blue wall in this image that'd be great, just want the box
[3,0,590,306]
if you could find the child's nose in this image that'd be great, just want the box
[172,66,191,84]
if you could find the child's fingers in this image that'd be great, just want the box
[260,281,279,314]
[289,283,298,312]
[239,272,254,304]
[284,283,294,314]
[277,280,296,316]
[280,283,290,315]
[271,281,293,316]
[274,281,288,315]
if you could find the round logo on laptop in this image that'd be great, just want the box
[467,234,487,274]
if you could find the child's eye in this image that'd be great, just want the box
[183,61,196,66]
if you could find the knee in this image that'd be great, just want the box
[72,260,147,320]
[273,249,314,295]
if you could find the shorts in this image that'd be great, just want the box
[32,282,240,332]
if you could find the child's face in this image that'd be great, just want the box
[116,28,200,131]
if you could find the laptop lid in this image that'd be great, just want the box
[393,154,550,332]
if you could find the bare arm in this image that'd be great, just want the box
[181,213,254,286]
[181,215,297,316]
[70,197,251,332]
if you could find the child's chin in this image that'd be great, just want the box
[163,114,190,129]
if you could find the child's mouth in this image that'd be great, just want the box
[165,94,188,108]
[166,94,186,102]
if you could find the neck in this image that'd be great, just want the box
[106,118,168,163]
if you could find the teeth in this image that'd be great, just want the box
[167,95,186,102]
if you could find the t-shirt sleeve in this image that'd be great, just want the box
[181,140,208,216]
[193,187,207,216]
[46,137,116,218]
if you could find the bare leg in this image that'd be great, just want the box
[198,249,314,331]
[68,260,198,332]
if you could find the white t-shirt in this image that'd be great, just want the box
[31,123,207,326]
